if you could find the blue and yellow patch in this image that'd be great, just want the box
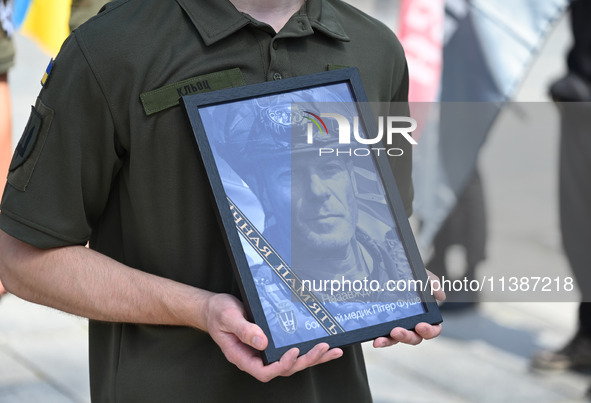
[41,58,53,87]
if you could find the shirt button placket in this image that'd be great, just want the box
[270,39,283,80]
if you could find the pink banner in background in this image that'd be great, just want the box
[398,0,444,103]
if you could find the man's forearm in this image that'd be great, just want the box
[0,230,443,382]
[0,230,338,382]
[0,230,212,329]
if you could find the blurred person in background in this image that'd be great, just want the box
[425,169,486,311]
[530,0,591,389]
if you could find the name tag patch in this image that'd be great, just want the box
[140,68,246,116]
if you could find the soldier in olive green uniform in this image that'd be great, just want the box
[0,1,443,402]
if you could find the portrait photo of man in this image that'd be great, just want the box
[197,82,426,349]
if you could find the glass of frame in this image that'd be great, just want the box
[182,68,442,364]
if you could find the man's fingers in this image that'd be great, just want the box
[415,322,442,340]
[208,295,342,382]
[426,269,446,302]
[373,336,398,348]
[389,327,423,345]
[287,343,341,374]
[315,347,343,365]
[236,344,340,383]
[223,341,298,383]
[249,348,300,382]
[229,318,268,351]
[223,333,264,369]
[209,295,343,382]
[228,346,282,383]
[215,303,268,351]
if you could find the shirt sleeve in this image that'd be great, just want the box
[0,32,124,249]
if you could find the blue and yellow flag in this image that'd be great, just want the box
[14,0,72,56]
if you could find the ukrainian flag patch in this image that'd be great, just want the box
[41,58,54,87]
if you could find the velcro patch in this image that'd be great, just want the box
[140,68,246,116]
[327,64,350,71]
[10,107,42,171]
[8,99,54,191]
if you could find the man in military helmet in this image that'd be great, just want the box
[212,92,425,347]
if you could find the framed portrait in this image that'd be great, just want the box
[182,68,442,364]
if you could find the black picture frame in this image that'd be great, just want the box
[182,68,442,364]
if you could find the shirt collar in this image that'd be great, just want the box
[175,0,350,46]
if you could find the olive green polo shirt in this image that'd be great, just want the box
[0,0,411,402]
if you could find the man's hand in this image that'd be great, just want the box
[204,270,446,379]
[372,269,445,348]
[205,293,343,382]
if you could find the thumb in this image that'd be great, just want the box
[226,311,268,351]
